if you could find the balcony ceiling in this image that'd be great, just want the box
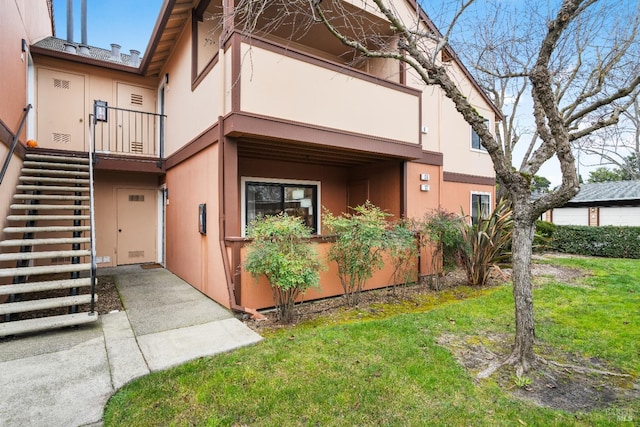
[236,137,404,168]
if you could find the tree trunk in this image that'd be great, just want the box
[507,207,537,374]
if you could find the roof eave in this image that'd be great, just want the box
[140,0,179,76]
[31,45,143,74]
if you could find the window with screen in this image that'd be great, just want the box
[245,181,318,233]
[471,193,491,225]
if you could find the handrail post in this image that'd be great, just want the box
[88,110,97,314]
[0,104,32,185]
[158,113,165,168]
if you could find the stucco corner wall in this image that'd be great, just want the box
[165,143,229,308]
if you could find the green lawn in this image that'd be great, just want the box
[104,257,639,426]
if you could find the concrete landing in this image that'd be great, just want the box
[0,266,263,427]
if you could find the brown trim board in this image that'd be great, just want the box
[443,171,495,186]
[165,122,220,169]
[411,150,443,166]
[94,156,165,174]
[224,113,423,160]
[0,119,26,159]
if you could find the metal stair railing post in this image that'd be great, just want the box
[88,111,97,313]
[0,104,32,186]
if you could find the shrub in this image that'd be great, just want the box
[533,220,556,252]
[323,202,390,306]
[552,225,640,258]
[419,209,465,288]
[385,218,418,293]
[459,199,513,286]
[244,214,322,323]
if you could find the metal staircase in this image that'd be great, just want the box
[0,153,97,337]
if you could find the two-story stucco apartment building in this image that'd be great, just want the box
[0,0,499,335]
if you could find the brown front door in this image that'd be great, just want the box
[116,188,157,265]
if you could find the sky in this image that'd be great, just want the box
[52,0,164,55]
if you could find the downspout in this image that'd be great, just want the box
[217,117,263,319]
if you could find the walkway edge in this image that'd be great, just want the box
[136,318,263,372]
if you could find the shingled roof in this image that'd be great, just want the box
[32,37,141,71]
[564,180,640,206]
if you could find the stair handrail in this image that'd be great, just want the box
[0,104,32,185]
[88,113,97,313]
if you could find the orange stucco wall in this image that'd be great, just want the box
[441,180,496,220]
[405,162,442,219]
[0,0,51,135]
[238,242,419,310]
[165,144,230,307]
[94,171,161,268]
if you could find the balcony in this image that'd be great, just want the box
[234,36,421,147]
[91,102,165,160]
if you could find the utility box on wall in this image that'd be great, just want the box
[199,203,206,235]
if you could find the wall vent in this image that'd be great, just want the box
[128,194,145,202]
[53,78,70,89]
[130,141,143,154]
[53,133,71,144]
[128,250,144,258]
[130,93,143,105]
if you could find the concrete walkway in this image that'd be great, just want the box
[0,266,263,427]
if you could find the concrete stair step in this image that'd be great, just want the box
[0,237,90,247]
[0,294,97,315]
[3,225,90,233]
[0,278,92,296]
[0,250,90,262]
[24,154,89,164]
[16,184,89,193]
[0,262,91,278]
[19,176,90,184]
[0,312,98,337]
[7,214,90,221]
[21,168,90,177]
[22,161,89,171]
[10,204,89,211]
[13,194,90,201]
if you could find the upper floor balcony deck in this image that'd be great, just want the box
[232,34,422,147]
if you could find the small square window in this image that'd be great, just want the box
[471,118,489,151]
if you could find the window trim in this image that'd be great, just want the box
[191,2,220,90]
[470,191,492,225]
[240,177,322,237]
[470,117,490,152]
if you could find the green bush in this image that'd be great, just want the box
[533,220,556,252]
[323,201,390,306]
[385,218,418,292]
[552,225,640,258]
[419,209,465,290]
[459,199,513,286]
[244,214,322,323]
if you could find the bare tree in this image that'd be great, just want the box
[232,0,640,374]
[452,0,640,198]
[575,98,640,179]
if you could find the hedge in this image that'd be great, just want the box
[552,225,640,259]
